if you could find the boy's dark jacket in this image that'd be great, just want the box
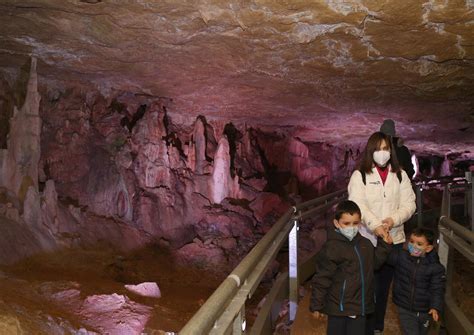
[309,228,392,316]
[387,247,445,312]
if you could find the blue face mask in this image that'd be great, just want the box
[338,226,359,241]
[408,243,425,257]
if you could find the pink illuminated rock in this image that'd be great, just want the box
[216,237,237,250]
[238,128,264,176]
[43,283,152,335]
[131,106,179,193]
[0,58,41,196]
[50,288,81,304]
[175,242,228,271]
[4,203,20,222]
[288,138,309,159]
[244,178,267,192]
[193,117,207,175]
[41,180,59,233]
[80,294,152,334]
[440,155,453,177]
[249,192,287,223]
[195,214,234,240]
[85,160,133,221]
[22,186,41,227]
[210,137,235,204]
[125,282,161,298]
[186,140,196,172]
[0,214,55,264]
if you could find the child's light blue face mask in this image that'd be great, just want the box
[408,243,425,257]
[338,226,358,241]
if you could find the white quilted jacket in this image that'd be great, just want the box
[348,167,416,246]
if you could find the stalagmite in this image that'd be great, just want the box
[0,57,41,197]
[210,137,233,204]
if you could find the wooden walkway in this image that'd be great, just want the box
[290,288,404,335]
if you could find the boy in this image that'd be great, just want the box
[310,200,392,335]
[388,227,446,335]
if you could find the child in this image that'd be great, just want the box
[388,227,446,335]
[310,200,392,335]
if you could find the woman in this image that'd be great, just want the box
[348,131,416,335]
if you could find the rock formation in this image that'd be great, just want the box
[0,57,41,198]
[211,136,237,204]
[0,1,472,270]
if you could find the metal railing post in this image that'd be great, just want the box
[445,242,454,297]
[416,184,423,228]
[438,185,450,269]
[466,171,473,231]
[471,175,474,232]
[288,217,299,322]
[438,215,474,334]
[443,184,452,219]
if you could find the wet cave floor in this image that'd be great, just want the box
[0,246,222,334]
[0,232,472,334]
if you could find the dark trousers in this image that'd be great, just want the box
[398,306,431,335]
[327,315,366,335]
[365,313,375,335]
[370,243,403,332]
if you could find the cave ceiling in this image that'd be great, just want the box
[0,0,473,152]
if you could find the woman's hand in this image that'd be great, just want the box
[382,233,393,244]
[374,226,387,238]
[382,217,394,230]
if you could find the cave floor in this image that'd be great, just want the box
[0,243,471,334]
[0,245,221,334]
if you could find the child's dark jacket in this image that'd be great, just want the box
[387,247,445,312]
[309,228,392,316]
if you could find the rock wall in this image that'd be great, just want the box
[0,61,386,270]
[2,62,471,270]
[38,87,366,271]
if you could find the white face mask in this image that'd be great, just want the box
[373,150,390,167]
[337,226,359,241]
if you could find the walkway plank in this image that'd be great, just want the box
[290,291,326,335]
[290,288,405,335]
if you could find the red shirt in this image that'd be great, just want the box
[376,165,389,185]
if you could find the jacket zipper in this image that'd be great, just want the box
[410,258,421,309]
[354,245,365,316]
[340,279,346,311]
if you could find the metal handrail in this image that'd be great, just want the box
[414,175,469,228]
[180,209,293,334]
[438,181,474,335]
[415,174,465,185]
[180,188,347,334]
[293,189,347,212]
[439,216,474,244]
[181,171,473,334]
